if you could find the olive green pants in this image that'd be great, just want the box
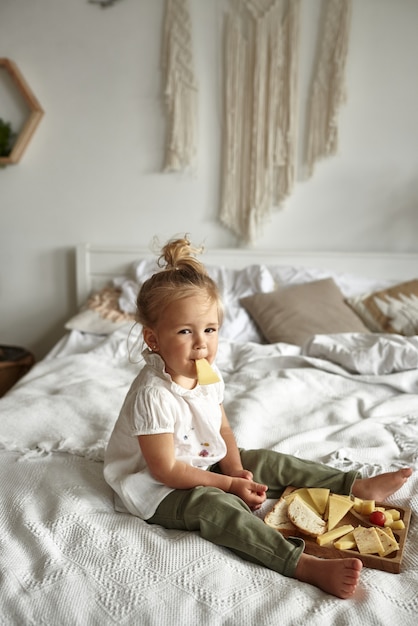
[146,449,359,577]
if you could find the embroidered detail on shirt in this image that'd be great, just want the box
[199,443,210,457]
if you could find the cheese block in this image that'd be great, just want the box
[352,497,363,513]
[389,519,405,530]
[327,494,354,530]
[360,499,375,515]
[352,497,375,515]
[317,524,355,546]
[195,358,220,385]
[385,509,401,521]
[375,527,399,557]
[353,526,384,555]
[264,498,296,532]
[287,495,326,537]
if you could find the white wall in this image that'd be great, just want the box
[1,0,418,359]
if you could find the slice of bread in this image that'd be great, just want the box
[264,498,296,532]
[287,494,326,537]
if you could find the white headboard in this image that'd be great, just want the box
[76,243,418,307]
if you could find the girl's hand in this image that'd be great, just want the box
[229,477,267,510]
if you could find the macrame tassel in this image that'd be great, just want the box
[273,0,300,206]
[305,0,352,177]
[220,13,250,238]
[220,0,301,243]
[162,0,198,172]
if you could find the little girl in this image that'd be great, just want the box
[104,236,412,599]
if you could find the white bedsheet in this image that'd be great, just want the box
[1,329,418,625]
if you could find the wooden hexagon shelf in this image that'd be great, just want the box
[0,58,44,165]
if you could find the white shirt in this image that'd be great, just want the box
[103,349,226,519]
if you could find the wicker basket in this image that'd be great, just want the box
[0,345,35,397]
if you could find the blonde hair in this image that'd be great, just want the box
[136,236,223,328]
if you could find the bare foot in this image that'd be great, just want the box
[352,468,412,501]
[294,553,363,599]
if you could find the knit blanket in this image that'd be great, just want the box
[1,329,417,624]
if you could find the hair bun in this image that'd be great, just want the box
[159,236,206,274]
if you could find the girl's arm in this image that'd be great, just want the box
[139,432,233,491]
[138,425,267,510]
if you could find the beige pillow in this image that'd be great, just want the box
[240,278,369,345]
[65,287,136,335]
[346,280,418,335]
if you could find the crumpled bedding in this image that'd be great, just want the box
[0,329,417,625]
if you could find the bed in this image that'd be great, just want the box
[1,243,418,625]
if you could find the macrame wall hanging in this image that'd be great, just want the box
[305,0,353,177]
[219,0,301,243]
[161,0,198,172]
[159,0,352,242]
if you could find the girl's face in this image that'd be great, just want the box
[144,292,220,389]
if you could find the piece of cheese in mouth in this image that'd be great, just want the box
[195,358,220,385]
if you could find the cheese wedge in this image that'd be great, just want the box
[307,488,330,515]
[316,524,355,547]
[195,358,220,385]
[353,526,384,555]
[327,494,354,530]
[284,488,318,513]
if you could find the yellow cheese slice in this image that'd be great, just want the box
[381,526,397,541]
[195,358,220,385]
[316,524,355,547]
[327,494,354,530]
[353,526,384,555]
[375,527,399,557]
[307,488,330,515]
[334,531,357,551]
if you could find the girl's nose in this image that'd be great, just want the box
[193,335,206,350]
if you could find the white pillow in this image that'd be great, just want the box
[120,261,276,343]
[267,264,393,298]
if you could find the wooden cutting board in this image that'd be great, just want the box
[267,487,411,573]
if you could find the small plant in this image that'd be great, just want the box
[0,118,16,157]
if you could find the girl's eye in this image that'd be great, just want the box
[205,327,217,334]
[178,329,191,334]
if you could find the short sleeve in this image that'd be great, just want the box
[129,385,178,435]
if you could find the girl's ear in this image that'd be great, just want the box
[143,327,159,351]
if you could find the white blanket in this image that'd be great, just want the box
[1,330,417,625]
